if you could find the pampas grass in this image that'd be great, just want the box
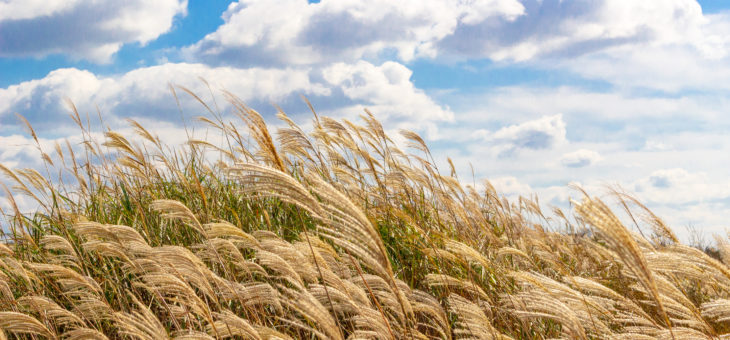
[1,89,730,339]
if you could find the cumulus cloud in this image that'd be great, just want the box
[0,60,452,141]
[474,114,566,157]
[492,114,566,148]
[632,168,730,206]
[0,63,328,133]
[0,134,48,170]
[561,149,601,168]
[177,0,730,97]
[488,176,533,197]
[450,86,730,148]
[0,0,81,21]
[646,168,704,190]
[649,168,687,189]
[438,0,712,61]
[526,3,730,93]
[183,0,724,68]
[0,0,188,62]
[562,43,730,93]
[436,86,730,241]
[183,0,525,66]
[321,61,453,124]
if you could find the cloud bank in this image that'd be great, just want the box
[0,0,188,62]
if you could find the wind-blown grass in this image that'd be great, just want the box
[0,90,729,339]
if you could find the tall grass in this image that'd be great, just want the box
[0,90,728,339]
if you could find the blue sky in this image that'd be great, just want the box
[2,0,730,241]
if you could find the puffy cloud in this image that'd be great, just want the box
[0,0,188,62]
[0,63,328,133]
[321,61,453,125]
[439,0,710,61]
[560,43,730,93]
[618,168,730,237]
[433,83,730,241]
[477,114,566,157]
[0,134,47,170]
[0,61,450,142]
[183,0,525,66]
[184,0,722,68]
[0,0,82,21]
[178,0,730,98]
[488,176,533,197]
[633,168,730,204]
[527,4,730,93]
[0,68,105,134]
[492,114,566,148]
[173,0,730,106]
[447,86,730,148]
[441,1,730,94]
[437,85,730,184]
[522,166,730,239]
[648,168,688,189]
[560,149,602,168]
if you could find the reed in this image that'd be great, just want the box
[0,89,728,339]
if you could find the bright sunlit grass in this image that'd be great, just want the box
[0,90,727,339]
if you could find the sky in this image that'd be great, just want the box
[1,0,730,241]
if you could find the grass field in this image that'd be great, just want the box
[0,92,728,339]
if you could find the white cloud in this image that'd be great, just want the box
[0,60,451,146]
[105,63,330,108]
[561,149,602,168]
[436,0,730,94]
[183,0,524,66]
[0,63,329,133]
[444,86,730,149]
[516,166,730,241]
[592,2,705,45]
[491,114,566,147]
[322,61,453,125]
[644,140,671,152]
[633,168,730,205]
[0,134,47,170]
[430,83,730,242]
[649,168,691,189]
[0,190,42,216]
[437,86,730,183]
[177,0,730,98]
[0,0,82,21]
[599,167,730,237]
[435,0,710,61]
[488,176,533,197]
[560,44,730,93]
[184,0,723,69]
[478,114,566,157]
[0,0,188,62]
[524,5,730,93]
